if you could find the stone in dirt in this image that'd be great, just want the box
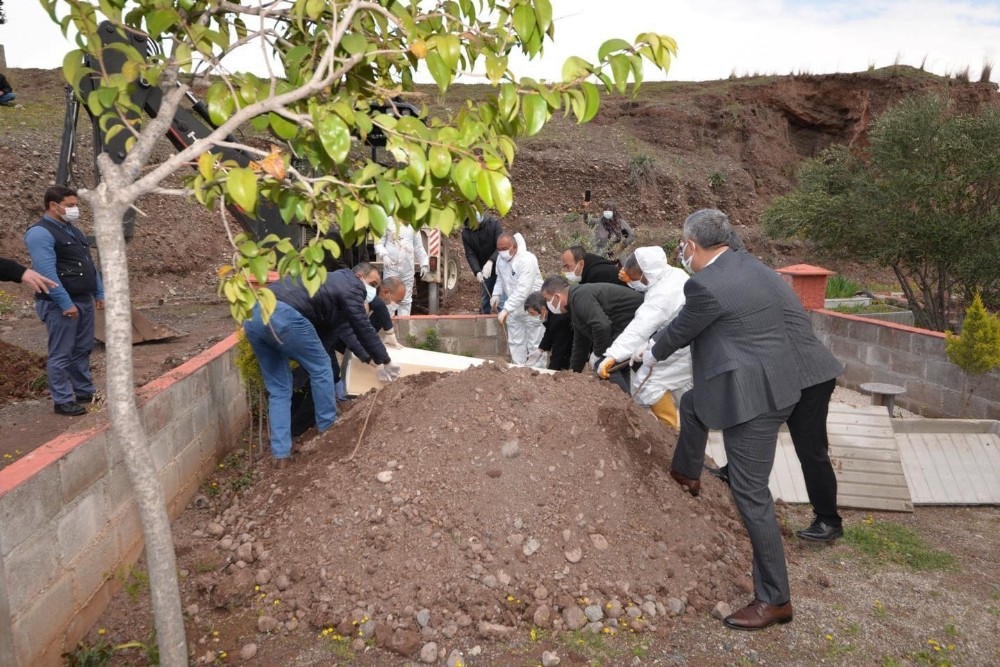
[712,601,733,620]
[562,605,588,630]
[238,643,258,660]
[542,650,562,666]
[386,629,422,657]
[419,642,438,663]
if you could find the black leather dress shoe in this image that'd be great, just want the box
[669,468,701,497]
[75,393,94,403]
[795,519,844,543]
[54,402,87,416]
[724,599,793,630]
[705,463,730,485]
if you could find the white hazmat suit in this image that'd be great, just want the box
[492,233,544,365]
[604,246,693,406]
[375,218,429,316]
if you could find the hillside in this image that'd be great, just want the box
[1,66,997,306]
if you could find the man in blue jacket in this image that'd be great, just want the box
[24,186,105,416]
[244,262,400,467]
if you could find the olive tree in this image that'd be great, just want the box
[762,95,1000,331]
[42,0,675,663]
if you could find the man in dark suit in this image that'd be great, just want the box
[559,245,621,285]
[646,209,803,631]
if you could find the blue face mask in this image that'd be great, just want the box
[365,284,377,303]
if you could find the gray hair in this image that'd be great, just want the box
[541,274,570,297]
[524,291,546,313]
[682,209,733,248]
[353,261,378,276]
[381,276,404,293]
[497,232,517,249]
[727,229,744,251]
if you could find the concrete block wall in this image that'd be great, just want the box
[0,334,248,667]
[393,314,508,358]
[812,310,1000,419]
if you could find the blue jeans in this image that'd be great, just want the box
[244,302,336,459]
[36,298,96,404]
[0,92,14,104]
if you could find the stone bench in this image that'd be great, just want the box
[860,382,907,416]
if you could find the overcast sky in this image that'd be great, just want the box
[2,1,997,83]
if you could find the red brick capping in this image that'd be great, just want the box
[815,309,946,339]
[776,264,836,311]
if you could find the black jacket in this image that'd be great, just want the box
[271,269,390,365]
[0,258,26,283]
[461,218,501,274]
[567,283,644,372]
[580,253,621,285]
[0,73,11,96]
[539,313,573,370]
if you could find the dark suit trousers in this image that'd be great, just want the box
[786,378,841,526]
[723,403,796,605]
[673,380,842,526]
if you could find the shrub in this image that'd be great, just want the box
[627,153,657,191]
[945,293,1000,375]
[708,170,726,189]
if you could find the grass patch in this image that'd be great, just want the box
[826,274,863,298]
[406,327,442,352]
[558,629,648,666]
[844,520,957,572]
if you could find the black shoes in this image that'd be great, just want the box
[705,463,730,485]
[54,402,87,416]
[75,393,94,403]
[796,519,844,543]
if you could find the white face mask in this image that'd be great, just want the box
[564,271,581,283]
[364,284,377,303]
[603,210,613,220]
[628,280,648,293]
[62,205,81,222]
[475,212,483,223]
[546,295,563,314]
[679,241,694,274]
[498,249,512,261]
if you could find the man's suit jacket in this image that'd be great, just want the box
[650,249,802,430]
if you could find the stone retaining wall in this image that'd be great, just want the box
[393,314,507,358]
[812,310,1000,419]
[0,335,247,666]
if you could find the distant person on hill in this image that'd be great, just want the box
[591,201,635,263]
[0,72,16,106]
[559,245,622,285]
[461,212,502,314]
[0,257,57,292]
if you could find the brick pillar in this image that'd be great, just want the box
[774,264,835,310]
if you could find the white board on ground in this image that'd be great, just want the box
[343,346,488,395]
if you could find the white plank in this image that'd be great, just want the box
[897,431,1000,504]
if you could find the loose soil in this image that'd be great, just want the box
[85,364,1000,666]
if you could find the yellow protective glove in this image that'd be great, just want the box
[597,356,617,380]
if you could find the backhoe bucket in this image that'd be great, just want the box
[94,307,185,345]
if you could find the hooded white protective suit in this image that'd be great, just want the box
[492,232,544,364]
[604,246,693,406]
[375,218,429,316]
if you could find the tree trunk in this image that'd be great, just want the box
[90,198,188,666]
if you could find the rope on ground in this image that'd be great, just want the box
[341,387,382,463]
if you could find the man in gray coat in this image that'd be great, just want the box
[646,209,804,631]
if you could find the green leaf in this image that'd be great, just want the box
[489,171,514,215]
[598,38,632,62]
[609,54,631,94]
[512,5,537,46]
[146,8,176,38]
[425,51,451,92]
[485,54,507,85]
[428,145,452,179]
[476,169,494,208]
[561,56,591,83]
[437,34,461,72]
[404,145,427,183]
[522,94,548,137]
[226,167,258,214]
[305,0,325,21]
[498,83,518,123]
[534,0,553,35]
[395,184,414,209]
[198,152,216,181]
[340,32,367,55]
[368,204,389,237]
[579,81,601,123]
[269,112,298,140]
[206,82,235,127]
[316,113,351,163]
[452,158,481,201]
[377,179,398,214]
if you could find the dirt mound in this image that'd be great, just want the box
[0,339,45,405]
[180,364,751,661]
